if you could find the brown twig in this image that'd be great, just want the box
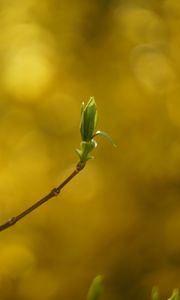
[0,161,85,232]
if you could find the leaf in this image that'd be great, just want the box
[168,289,180,300]
[93,130,117,147]
[80,101,85,131]
[87,276,103,300]
[76,140,97,163]
[151,286,160,300]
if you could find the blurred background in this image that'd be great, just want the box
[0,0,180,299]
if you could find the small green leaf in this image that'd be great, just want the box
[87,275,103,300]
[168,289,180,300]
[93,130,117,147]
[151,286,160,300]
[76,140,97,163]
[80,102,85,130]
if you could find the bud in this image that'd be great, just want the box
[80,97,97,142]
[76,97,116,164]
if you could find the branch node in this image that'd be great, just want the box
[8,217,16,225]
[51,187,60,196]
[0,161,84,232]
[76,161,86,172]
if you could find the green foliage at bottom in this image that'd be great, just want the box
[86,277,179,300]
[87,276,103,300]
[152,287,180,300]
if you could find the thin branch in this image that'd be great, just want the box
[0,161,85,232]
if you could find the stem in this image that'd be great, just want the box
[0,161,86,232]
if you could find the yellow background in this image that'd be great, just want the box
[0,0,180,299]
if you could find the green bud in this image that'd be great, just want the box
[80,97,97,142]
[77,97,116,164]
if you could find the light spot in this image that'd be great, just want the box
[18,269,59,300]
[117,7,166,44]
[3,45,54,101]
[0,243,35,277]
[131,45,176,93]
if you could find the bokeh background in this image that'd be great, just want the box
[0,0,180,299]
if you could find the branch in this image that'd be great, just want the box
[0,161,85,232]
[0,97,115,233]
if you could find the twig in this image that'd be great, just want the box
[0,97,115,233]
[0,161,85,232]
